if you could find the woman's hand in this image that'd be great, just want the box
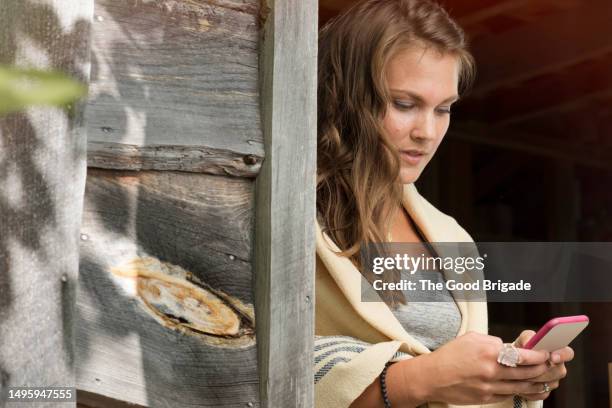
[410,331,552,405]
[513,330,574,401]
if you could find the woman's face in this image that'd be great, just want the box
[382,47,460,184]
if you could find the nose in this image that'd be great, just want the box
[410,110,436,142]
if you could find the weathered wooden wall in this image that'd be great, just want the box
[76,0,267,407]
[77,169,258,406]
[85,0,263,175]
[0,0,316,406]
[0,0,93,405]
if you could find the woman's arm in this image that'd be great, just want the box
[350,355,428,408]
[351,331,555,407]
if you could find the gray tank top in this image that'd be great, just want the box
[389,212,462,350]
[390,270,461,350]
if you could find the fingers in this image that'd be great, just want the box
[517,348,550,366]
[484,333,547,366]
[498,359,569,383]
[519,381,560,401]
[490,380,558,396]
[550,346,574,364]
[514,330,536,348]
[496,364,549,381]
[529,363,568,383]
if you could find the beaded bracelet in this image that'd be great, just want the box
[379,362,392,408]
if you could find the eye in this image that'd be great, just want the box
[435,106,452,115]
[392,100,416,111]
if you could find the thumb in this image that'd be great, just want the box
[514,330,536,348]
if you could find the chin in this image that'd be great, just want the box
[399,168,422,184]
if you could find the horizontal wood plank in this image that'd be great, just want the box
[86,0,263,173]
[87,141,261,177]
[77,169,259,407]
[77,390,147,408]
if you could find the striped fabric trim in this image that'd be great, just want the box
[315,357,351,383]
[315,337,369,352]
[313,336,413,384]
[513,395,525,408]
[314,336,372,384]
[389,349,411,362]
[315,345,367,365]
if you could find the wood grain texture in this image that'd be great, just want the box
[88,141,261,177]
[78,389,147,408]
[77,169,259,407]
[86,0,264,173]
[254,0,318,407]
[0,0,92,403]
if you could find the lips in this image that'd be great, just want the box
[399,149,427,165]
[401,149,427,156]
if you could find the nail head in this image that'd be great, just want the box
[243,155,258,165]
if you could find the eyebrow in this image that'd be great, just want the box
[390,89,459,105]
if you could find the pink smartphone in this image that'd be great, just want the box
[523,315,589,351]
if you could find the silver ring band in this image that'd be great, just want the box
[542,383,550,393]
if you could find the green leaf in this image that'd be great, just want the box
[0,66,87,114]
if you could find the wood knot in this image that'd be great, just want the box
[111,257,255,348]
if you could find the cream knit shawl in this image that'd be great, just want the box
[314,183,543,408]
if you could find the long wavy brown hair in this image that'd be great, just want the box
[317,0,476,305]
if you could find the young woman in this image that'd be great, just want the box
[314,1,574,407]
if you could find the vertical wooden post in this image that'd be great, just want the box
[255,0,318,406]
[0,0,92,400]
